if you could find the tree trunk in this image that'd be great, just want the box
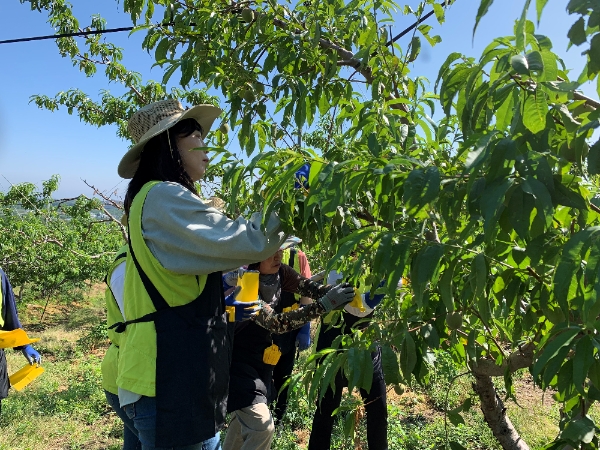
[472,373,530,450]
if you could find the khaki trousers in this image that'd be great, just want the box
[222,403,275,450]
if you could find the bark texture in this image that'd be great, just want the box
[472,373,530,450]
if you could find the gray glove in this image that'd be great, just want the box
[223,271,239,288]
[318,283,355,312]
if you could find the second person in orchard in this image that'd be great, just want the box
[114,98,286,450]
[222,244,356,450]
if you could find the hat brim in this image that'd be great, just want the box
[280,236,302,251]
[118,104,222,179]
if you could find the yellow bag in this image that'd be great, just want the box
[9,363,44,391]
[263,344,281,365]
[0,329,40,349]
[348,288,366,312]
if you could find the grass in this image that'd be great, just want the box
[0,286,571,449]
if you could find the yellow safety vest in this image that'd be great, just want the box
[101,245,128,395]
[116,181,207,396]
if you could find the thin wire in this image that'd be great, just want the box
[0,26,136,45]
[0,3,445,49]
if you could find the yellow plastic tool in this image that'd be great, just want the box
[263,344,281,365]
[0,329,40,349]
[349,288,366,312]
[9,363,44,391]
[236,270,260,302]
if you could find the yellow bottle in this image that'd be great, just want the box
[236,270,260,302]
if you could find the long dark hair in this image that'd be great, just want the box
[124,118,203,214]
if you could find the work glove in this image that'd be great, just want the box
[296,323,311,351]
[225,286,261,321]
[318,283,355,312]
[223,271,239,290]
[22,345,41,365]
[364,280,386,309]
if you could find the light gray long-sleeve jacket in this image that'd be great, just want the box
[142,182,286,274]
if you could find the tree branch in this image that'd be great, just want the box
[470,342,535,377]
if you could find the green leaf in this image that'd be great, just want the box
[414,245,445,286]
[472,253,487,299]
[588,140,600,175]
[449,442,467,450]
[526,51,544,72]
[473,0,495,40]
[381,345,401,385]
[532,327,580,380]
[440,259,458,312]
[400,331,417,378]
[440,65,472,116]
[515,1,532,51]
[522,176,553,232]
[539,50,558,81]
[481,179,514,236]
[510,54,529,75]
[343,409,356,438]
[573,336,595,395]
[435,52,463,94]
[567,17,587,47]
[465,132,498,170]
[523,90,548,134]
[589,359,600,388]
[388,240,411,299]
[561,416,595,444]
[403,167,440,214]
[155,38,170,63]
[535,0,550,23]
[589,34,600,76]
[408,36,421,63]
[448,410,465,426]
[433,3,445,24]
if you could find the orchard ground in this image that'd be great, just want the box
[0,285,595,450]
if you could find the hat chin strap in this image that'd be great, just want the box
[167,130,175,159]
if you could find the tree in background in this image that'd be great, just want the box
[0,174,123,313]
[18,0,600,448]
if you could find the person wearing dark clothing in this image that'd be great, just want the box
[271,245,312,424]
[0,267,42,414]
[223,253,355,450]
[308,271,388,450]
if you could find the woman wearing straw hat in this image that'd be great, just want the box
[0,267,42,415]
[113,98,285,450]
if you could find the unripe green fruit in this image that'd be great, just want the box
[241,8,254,23]
[332,209,344,226]
[242,89,256,103]
[446,312,463,330]
[219,123,231,134]
[394,384,406,395]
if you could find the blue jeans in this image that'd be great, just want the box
[123,395,222,450]
[105,390,142,450]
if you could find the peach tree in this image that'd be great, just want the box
[21,0,600,447]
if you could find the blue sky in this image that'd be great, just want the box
[0,0,597,198]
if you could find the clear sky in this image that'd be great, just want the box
[0,0,596,198]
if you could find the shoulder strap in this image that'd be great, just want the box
[127,233,170,312]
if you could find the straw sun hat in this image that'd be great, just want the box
[118,98,222,178]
